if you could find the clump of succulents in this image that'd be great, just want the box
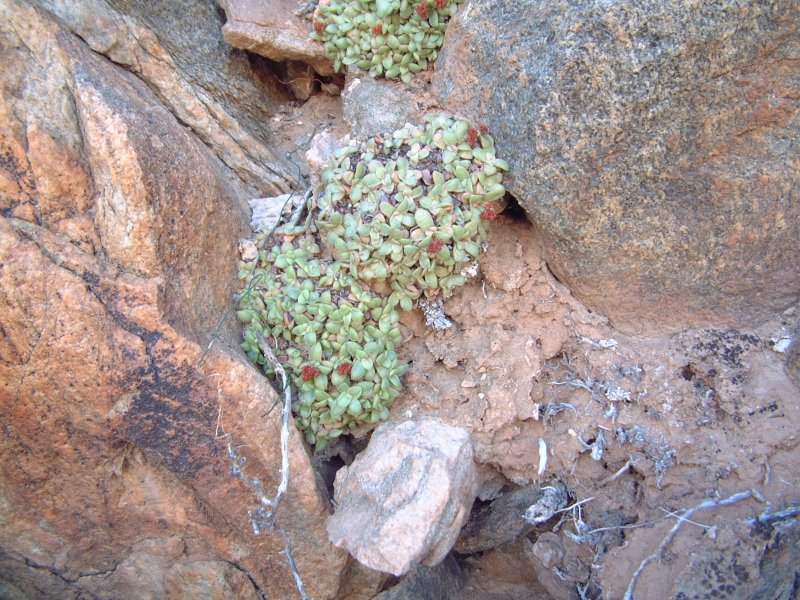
[315,113,508,311]
[311,0,462,81]
[237,114,507,451]
[237,236,407,451]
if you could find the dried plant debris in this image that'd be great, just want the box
[311,0,463,81]
[237,114,508,450]
[615,425,675,488]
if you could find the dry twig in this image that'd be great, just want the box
[623,490,754,600]
[280,527,311,600]
[199,189,313,598]
[255,334,292,529]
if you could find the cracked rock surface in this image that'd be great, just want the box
[0,2,346,598]
[327,419,478,576]
[39,0,299,196]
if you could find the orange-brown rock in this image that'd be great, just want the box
[39,0,299,197]
[0,2,346,598]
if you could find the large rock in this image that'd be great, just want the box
[0,2,346,598]
[37,0,298,196]
[327,419,478,576]
[434,0,800,333]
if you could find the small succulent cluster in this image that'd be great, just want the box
[315,114,508,311]
[237,236,407,451]
[311,0,461,81]
[237,114,507,451]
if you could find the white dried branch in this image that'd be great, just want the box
[624,490,754,600]
[747,505,800,527]
[598,459,633,487]
[537,438,548,477]
[284,187,313,231]
[255,334,292,527]
[551,378,595,394]
[279,527,310,600]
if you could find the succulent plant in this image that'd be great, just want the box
[310,0,462,81]
[237,114,507,451]
[238,235,408,452]
[314,113,509,311]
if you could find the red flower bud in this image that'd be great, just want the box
[428,239,444,254]
[415,2,429,19]
[301,365,320,382]
[337,362,352,376]
[480,206,498,221]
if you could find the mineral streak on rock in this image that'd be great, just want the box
[0,3,346,598]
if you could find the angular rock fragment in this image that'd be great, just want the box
[328,419,478,576]
[342,75,427,140]
[220,0,334,76]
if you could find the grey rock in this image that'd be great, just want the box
[375,554,464,600]
[286,60,317,101]
[454,482,568,554]
[342,74,427,140]
[434,0,800,333]
[328,419,478,576]
[306,130,341,188]
[249,195,293,233]
[524,534,592,600]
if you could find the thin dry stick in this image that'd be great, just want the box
[279,527,310,600]
[747,505,800,526]
[555,496,595,516]
[598,459,633,487]
[624,490,754,600]
[256,334,292,529]
[658,507,711,529]
[286,188,313,230]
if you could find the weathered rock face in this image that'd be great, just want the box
[38,0,298,196]
[0,2,346,598]
[434,0,800,333]
[327,419,478,577]
[342,74,430,140]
